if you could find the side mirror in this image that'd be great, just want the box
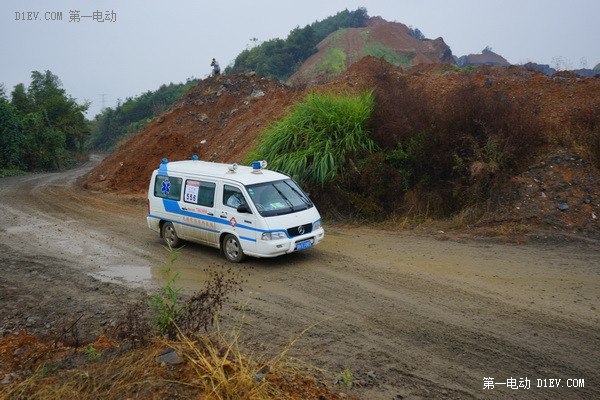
[237,204,252,214]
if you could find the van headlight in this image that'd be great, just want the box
[313,220,322,231]
[262,231,287,240]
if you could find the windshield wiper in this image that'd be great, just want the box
[283,181,311,207]
[271,183,295,210]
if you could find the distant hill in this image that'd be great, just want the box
[455,49,510,68]
[225,8,369,81]
[288,17,453,85]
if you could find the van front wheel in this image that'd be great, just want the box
[223,234,245,263]
[161,222,181,248]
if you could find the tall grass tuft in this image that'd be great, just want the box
[249,90,377,186]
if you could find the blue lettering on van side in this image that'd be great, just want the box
[160,199,263,242]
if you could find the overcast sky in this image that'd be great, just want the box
[1,0,598,118]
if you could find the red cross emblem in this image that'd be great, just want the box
[229,217,237,227]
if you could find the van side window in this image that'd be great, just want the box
[154,175,182,201]
[223,185,246,209]
[184,180,215,207]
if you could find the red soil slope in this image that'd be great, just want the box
[84,57,600,237]
[288,17,453,85]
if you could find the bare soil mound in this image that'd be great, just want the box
[479,148,600,239]
[84,74,303,194]
[288,17,453,85]
[84,57,600,239]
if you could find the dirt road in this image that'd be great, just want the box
[1,159,598,399]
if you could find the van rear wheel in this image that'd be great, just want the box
[161,222,181,248]
[223,234,245,263]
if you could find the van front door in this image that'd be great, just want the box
[217,184,258,255]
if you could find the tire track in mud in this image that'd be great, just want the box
[225,233,600,399]
[1,161,599,399]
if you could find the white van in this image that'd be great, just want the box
[147,157,325,262]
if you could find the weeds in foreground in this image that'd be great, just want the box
[148,246,185,336]
[83,346,101,361]
[3,339,166,399]
[167,315,335,400]
[339,369,353,388]
[174,267,244,337]
[147,245,244,339]
[171,321,275,399]
[2,319,338,400]
[1,247,337,400]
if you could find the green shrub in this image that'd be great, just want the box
[249,90,377,186]
[363,43,413,66]
[319,48,347,76]
[149,246,185,336]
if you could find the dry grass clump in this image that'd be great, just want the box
[2,322,339,400]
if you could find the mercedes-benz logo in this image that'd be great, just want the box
[297,225,305,235]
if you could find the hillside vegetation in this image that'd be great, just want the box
[225,8,369,81]
[88,79,199,151]
[0,71,89,175]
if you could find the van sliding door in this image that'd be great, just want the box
[180,179,218,245]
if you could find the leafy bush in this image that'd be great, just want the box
[249,90,377,186]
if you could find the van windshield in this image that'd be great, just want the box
[246,179,313,217]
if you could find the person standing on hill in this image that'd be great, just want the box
[211,58,220,77]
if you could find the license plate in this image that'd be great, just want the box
[295,240,312,251]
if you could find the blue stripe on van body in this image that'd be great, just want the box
[155,198,320,241]
[160,199,263,240]
[148,214,257,243]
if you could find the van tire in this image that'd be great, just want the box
[223,234,245,263]
[162,222,181,248]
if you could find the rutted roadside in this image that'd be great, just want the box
[0,160,599,399]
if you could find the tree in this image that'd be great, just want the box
[29,70,64,105]
[11,83,33,116]
[409,26,426,40]
[21,110,66,170]
[0,102,25,169]
[0,84,7,103]
[27,70,89,151]
[3,70,90,171]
